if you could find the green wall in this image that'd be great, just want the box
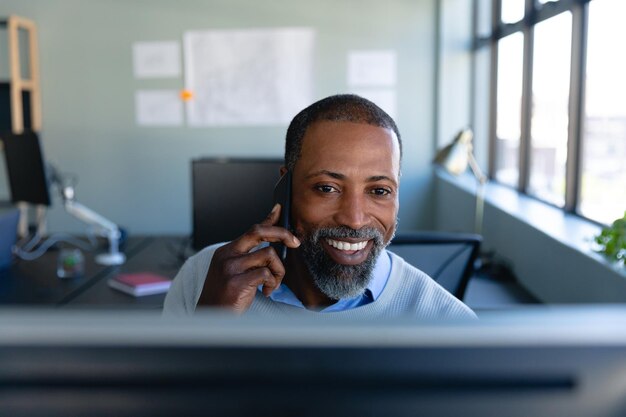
[0,0,437,235]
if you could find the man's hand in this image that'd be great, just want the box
[197,204,301,313]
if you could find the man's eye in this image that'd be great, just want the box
[316,185,337,193]
[371,188,391,196]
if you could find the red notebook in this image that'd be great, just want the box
[108,272,172,297]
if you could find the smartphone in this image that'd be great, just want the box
[270,171,292,261]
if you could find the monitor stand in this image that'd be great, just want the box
[16,202,47,238]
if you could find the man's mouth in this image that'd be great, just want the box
[325,239,368,251]
[322,238,373,265]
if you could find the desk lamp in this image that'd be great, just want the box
[50,166,126,266]
[434,129,487,235]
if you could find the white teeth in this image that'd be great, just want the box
[326,239,368,251]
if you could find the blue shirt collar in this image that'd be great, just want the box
[368,249,391,300]
[258,250,392,312]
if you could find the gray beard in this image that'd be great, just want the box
[296,226,387,300]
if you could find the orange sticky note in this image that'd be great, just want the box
[180,89,194,101]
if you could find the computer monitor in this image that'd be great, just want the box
[0,130,51,206]
[2,307,626,417]
[0,83,33,132]
[192,158,283,250]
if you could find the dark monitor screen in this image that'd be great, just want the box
[0,130,51,206]
[192,158,283,250]
[0,84,33,132]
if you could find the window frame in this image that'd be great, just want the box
[473,0,596,220]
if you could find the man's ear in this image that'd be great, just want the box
[279,166,288,176]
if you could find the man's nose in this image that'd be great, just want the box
[334,191,370,231]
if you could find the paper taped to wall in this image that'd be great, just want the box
[183,28,315,126]
[351,88,397,119]
[135,90,183,126]
[133,41,181,79]
[348,50,397,87]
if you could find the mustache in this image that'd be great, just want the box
[309,226,384,246]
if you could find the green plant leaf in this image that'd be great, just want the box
[594,211,626,266]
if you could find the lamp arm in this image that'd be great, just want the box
[467,151,487,185]
[63,199,125,265]
[48,163,125,265]
[63,200,120,237]
[466,151,486,235]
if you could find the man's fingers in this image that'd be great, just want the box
[229,226,300,254]
[260,203,281,226]
[225,247,286,282]
[233,267,282,296]
[199,205,297,311]
[230,219,301,255]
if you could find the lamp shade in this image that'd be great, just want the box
[433,128,487,235]
[433,129,474,175]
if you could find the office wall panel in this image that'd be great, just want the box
[0,0,436,235]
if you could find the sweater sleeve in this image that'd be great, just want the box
[163,243,225,316]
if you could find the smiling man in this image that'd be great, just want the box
[164,94,475,319]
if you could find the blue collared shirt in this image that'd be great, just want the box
[258,250,392,312]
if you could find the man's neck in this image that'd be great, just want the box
[283,250,336,310]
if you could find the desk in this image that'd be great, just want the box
[0,236,186,309]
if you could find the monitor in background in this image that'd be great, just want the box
[388,232,482,300]
[0,130,51,206]
[0,83,33,132]
[192,158,283,250]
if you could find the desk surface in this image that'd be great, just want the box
[0,236,186,309]
[2,236,537,311]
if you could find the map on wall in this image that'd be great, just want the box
[183,28,315,126]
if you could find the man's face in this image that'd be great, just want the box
[289,120,400,299]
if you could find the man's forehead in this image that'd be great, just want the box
[301,120,399,150]
[297,120,401,176]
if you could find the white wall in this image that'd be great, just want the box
[436,0,472,148]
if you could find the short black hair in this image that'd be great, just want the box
[284,94,402,171]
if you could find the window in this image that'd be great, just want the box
[528,12,572,206]
[501,0,525,23]
[473,0,625,225]
[495,33,524,187]
[580,0,626,224]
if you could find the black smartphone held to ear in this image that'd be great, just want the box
[270,171,292,261]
